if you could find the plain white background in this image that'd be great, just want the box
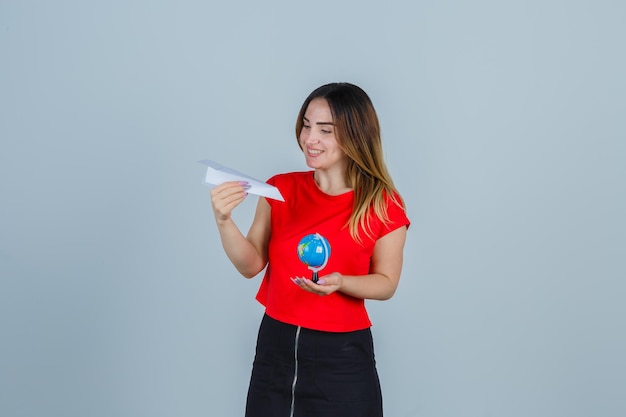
[1,1,624,416]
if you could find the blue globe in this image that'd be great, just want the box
[297,233,331,269]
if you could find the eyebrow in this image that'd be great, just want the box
[303,116,334,126]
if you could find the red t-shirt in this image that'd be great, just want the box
[256,171,410,332]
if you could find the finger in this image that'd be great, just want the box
[316,272,341,288]
[211,183,248,201]
[210,182,248,205]
[213,192,246,212]
[291,277,312,294]
[291,277,303,286]
[292,277,314,288]
[300,278,331,295]
[291,277,333,296]
[212,196,248,222]
[218,189,248,207]
[211,180,249,193]
[211,183,249,213]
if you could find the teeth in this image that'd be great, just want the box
[309,149,322,155]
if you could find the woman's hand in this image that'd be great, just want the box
[290,272,343,296]
[210,181,250,222]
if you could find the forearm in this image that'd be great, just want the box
[336,227,407,300]
[216,218,267,278]
[338,273,398,301]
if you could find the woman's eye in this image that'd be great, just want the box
[302,124,311,129]
[321,129,332,134]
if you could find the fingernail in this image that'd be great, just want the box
[317,279,325,285]
[242,184,252,190]
[238,181,249,185]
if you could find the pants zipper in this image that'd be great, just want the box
[289,326,302,417]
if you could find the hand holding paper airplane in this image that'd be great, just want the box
[199,160,284,202]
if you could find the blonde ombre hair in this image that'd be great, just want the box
[295,83,405,243]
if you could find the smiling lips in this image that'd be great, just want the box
[307,147,323,156]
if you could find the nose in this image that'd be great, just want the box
[303,130,320,145]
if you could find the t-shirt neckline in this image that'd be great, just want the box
[307,171,354,199]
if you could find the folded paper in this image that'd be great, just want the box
[199,159,284,202]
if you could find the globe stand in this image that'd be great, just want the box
[311,270,319,284]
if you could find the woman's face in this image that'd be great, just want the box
[299,98,347,171]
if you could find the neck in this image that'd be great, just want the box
[313,169,351,196]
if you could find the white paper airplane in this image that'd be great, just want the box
[198,159,284,202]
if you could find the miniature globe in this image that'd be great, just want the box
[297,233,331,269]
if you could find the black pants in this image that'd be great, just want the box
[245,314,383,417]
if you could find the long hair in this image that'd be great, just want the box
[295,82,405,242]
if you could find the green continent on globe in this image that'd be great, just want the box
[297,241,310,264]
[297,242,307,255]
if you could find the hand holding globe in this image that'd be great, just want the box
[297,233,331,283]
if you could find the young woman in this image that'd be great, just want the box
[210,82,410,417]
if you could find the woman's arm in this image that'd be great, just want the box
[211,181,271,278]
[292,225,408,299]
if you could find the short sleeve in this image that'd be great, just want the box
[378,192,410,238]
